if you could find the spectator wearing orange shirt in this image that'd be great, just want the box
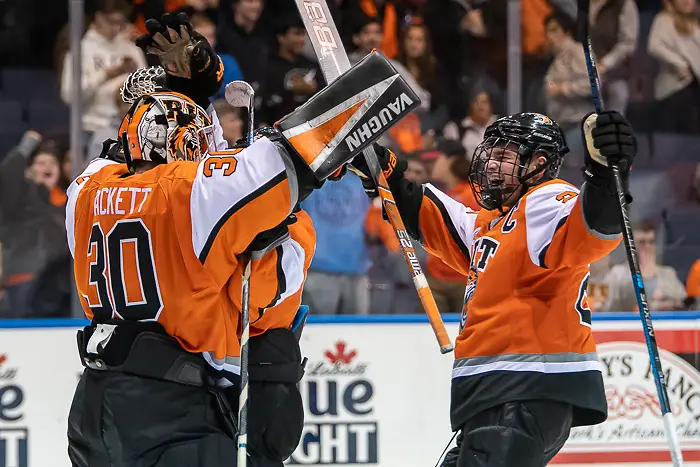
[343,0,402,59]
[424,139,479,314]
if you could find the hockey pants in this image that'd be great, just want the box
[68,324,304,467]
[440,400,573,467]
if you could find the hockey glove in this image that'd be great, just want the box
[581,110,636,197]
[348,144,407,199]
[135,12,223,109]
[247,212,299,257]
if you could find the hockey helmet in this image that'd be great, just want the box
[118,91,215,168]
[469,112,569,211]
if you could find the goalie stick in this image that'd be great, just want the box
[294,0,453,354]
[225,80,255,467]
[577,2,683,466]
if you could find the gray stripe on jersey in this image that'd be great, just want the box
[453,351,600,368]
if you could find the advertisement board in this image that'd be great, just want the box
[0,313,699,467]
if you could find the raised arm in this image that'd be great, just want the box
[350,145,476,276]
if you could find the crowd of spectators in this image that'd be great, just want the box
[0,0,699,318]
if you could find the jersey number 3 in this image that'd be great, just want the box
[86,219,163,322]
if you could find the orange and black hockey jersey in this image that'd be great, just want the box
[418,179,621,430]
[66,138,310,378]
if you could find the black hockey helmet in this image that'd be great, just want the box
[468,112,569,211]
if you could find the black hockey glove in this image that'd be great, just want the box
[581,110,636,196]
[246,210,299,257]
[135,12,223,110]
[348,144,407,199]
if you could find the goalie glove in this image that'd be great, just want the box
[135,12,223,109]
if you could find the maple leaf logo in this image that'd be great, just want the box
[0,354,6,366]
[324,341,357,364]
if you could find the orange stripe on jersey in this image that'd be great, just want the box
[419,185,476,276]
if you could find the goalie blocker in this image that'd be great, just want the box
[276,51,420,181]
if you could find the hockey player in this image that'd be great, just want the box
[66,14,330,467]
[351,111,636,466]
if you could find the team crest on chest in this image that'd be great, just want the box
[472,236,500,272]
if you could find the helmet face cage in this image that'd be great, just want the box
[468,113,568,211]
[119,92,214,166]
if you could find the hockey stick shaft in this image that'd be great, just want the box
[238,257,251,467]
[226,81,256,467]
[295,0,453,354]
[577,2,683,465]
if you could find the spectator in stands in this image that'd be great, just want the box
[423,139,479,314]
[190,13,244,100]
[261,16,322,125]
[343,0,402,59]
[686,258,700,308]
[521,0,553,114]
[604,220,687,311]
[588,254,613,312]
[87,88,131,160]
[443,88,498,159]
[348,16,430,111]
[543,10,594,166]
[61,0,146,145]
[212,99,244,147]
[301,173,371,315]
[216,0,268,98]
[0,133,70,318]
[396,22,448,131]
[590,0,639,115]
[648,0,700,133]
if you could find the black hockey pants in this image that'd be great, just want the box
[440,401,573,467]
[68,323,304,467]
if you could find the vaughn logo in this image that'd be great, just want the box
[344,92,415,152]
[290,340,378,465]
[567,342,700,449]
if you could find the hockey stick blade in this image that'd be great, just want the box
[225,80,255,108]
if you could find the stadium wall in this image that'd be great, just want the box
[1,312,699,467]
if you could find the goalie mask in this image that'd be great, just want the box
[469,112,569,211]
[118,91,215,168]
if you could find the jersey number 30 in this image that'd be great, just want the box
[86,219,163,322]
